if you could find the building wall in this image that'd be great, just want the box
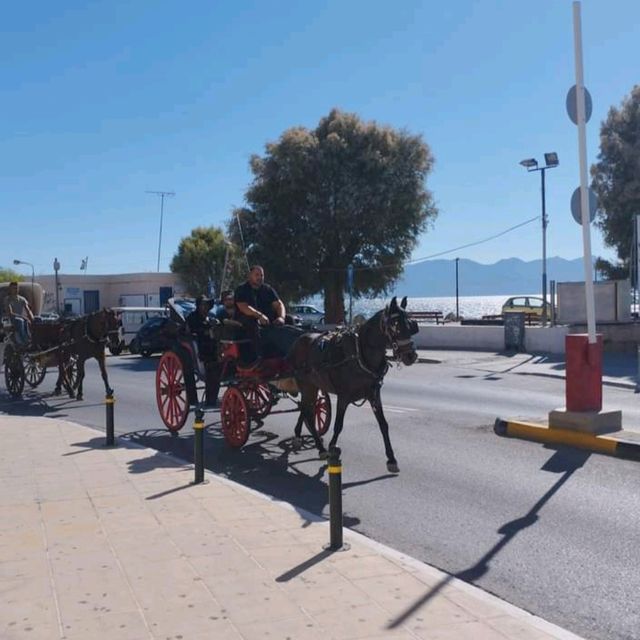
[36,273,186,314]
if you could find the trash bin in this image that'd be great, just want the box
[504,312,525,351]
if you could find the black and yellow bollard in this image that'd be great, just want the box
[324,446,350,552]
[193,408,206,484]
[105,393,115,447]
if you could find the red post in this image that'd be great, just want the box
[565,334,602,412]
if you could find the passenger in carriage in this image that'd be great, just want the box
[234,265,303,364]
[214,290,237,321]
[186,296,221,407]
[3,281,34,346]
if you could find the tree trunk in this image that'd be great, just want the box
[324,272,345,324]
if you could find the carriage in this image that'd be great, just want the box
[1,282,80,399]
[155,299,331,448]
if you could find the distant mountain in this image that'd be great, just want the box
[391,257,587,296]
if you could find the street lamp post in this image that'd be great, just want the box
[519,152,559,325]
[146,190,175,272]
[53,258,61,314]
[13,259,34,290]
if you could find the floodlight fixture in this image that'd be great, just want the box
[519,158,538,169]
[544,152,559,167]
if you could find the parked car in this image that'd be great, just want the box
[110,306,167,354]
[502,296,551,319]
[289,304,324,325]
[129,316,172,358]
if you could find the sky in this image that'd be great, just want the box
[2,0,639,277]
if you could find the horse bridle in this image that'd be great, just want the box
[380,309,418,361]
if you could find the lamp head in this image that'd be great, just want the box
[13,259,20,265]
[519,158,538,169]
[544,152,559,167]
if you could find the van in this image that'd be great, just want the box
[110,306,167,354]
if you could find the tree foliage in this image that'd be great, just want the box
[591,85,640,279]
[170,226,246,297]
[0,268,23,282]
[228,109,437,322]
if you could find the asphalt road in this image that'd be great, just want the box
[2,353,640,640]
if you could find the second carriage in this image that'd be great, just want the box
[155,300,331,448]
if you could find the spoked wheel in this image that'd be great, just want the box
[23,355,46,388]
[221,387,250,448]
[156,351,190,432]
[241,382,273,419]
[314,390,332,436]
[64,354,79,390]
[4,349,25,398]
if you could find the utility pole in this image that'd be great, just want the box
[146,190,175,272]
[53,258,60,314]
[455,257,460,320]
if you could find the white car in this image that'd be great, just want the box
[290,304,324,325]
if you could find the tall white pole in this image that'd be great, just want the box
[572,1,596,343]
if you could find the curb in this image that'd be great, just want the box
[494,418,640,461]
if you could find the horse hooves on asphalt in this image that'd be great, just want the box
[75,394,83,401]
[53,388,61,396]
[292,436,303,450]
[319,450,329,460]
[387,462,400,473]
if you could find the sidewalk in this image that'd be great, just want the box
[417,348,639,391]
[0,415,585,640]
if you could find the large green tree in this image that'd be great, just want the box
[0,268,23,282]
[591,85,640,279]
[170,226,245,297]
[228,109,437,322]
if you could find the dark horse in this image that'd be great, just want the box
[288,296,419,472]
[55,309,119,400]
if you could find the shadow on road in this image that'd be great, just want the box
[387,446,591,629]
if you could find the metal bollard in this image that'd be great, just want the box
[193,408,206,484]
[105,393,115,447]
[324,446,349,552]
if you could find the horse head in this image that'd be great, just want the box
[87,308,120,342]
[381,296,418,366]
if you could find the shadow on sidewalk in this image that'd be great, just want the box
[386,446,591,629]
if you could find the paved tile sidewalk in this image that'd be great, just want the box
[0,415,585,640]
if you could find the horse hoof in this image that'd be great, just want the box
[387,462,400,474]
[53,388,61,396]
[292,436,303,450]
[76,395,83,401]
[319,450,329,460]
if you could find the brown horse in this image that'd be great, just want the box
[56,309,119,400]
[288,296,418,472]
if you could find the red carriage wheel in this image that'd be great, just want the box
[242,382,273,419]
[156,351,189,432]
[221,387,251,448]
[314,390,332,436]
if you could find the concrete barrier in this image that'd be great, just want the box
[414,324,569,354]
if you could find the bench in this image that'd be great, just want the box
[408,311,444,325]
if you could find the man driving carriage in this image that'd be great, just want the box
[234,265,303,364]
[3,281,34,346]
[186,295,222,407]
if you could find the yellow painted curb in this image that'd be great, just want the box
[504,419,617,455]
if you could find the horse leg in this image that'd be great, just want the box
[368,385,399,473]
[96,351,113,396]
[328,395,349,450]
[75,359,86,401]
[292,411,305,449]
[299,383,327,458]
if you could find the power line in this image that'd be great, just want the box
[321,214,540,273]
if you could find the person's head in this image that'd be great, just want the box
[248,265,264,288]
[221,290,235,310]
[195,295,210,317]
[8,281,18,296]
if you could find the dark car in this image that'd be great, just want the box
[129,316,172,358]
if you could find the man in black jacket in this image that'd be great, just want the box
[186,296,220,406]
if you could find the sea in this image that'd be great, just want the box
[306,294,541,320]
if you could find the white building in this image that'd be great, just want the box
[36,272,186,315]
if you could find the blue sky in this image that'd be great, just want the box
[2,0,639,277]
